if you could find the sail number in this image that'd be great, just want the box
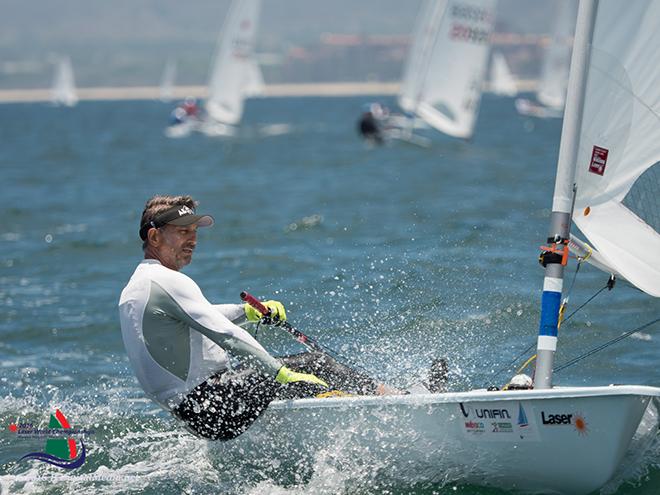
[450,24,490,44]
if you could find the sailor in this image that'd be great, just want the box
[119,195,392,441]
[357,109,384,145]
[169,106,187,125]
[182,96,199,118]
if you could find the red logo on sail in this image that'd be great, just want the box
[588,146,609,176]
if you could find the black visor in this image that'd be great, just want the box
[139,205,214,240]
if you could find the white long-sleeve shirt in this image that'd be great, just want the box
[118,259,281,410]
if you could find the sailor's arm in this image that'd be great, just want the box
[155,281,281,376]
[213,303,248,325]
[157,276,327,387]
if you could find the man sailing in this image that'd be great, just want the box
[119,195,393,441]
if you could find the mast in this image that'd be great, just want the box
[534,0,598,389]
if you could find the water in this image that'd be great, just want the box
[1,95,659,494]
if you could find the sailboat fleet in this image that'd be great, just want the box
[30,2,659,492]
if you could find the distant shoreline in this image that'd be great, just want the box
[0,80,536,103]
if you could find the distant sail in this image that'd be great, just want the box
[536,0,576,110]
[51,56,78,107]
[159,59,177,102]
[489,51,517,96]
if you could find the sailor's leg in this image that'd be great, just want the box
[172,368,279,441]
[280,352,380,396]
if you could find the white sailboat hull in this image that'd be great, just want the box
[232,385,660,494]
[163,118,237,138]
[199,119,238,138]
[515,97,563,119]
[164,119,199,139]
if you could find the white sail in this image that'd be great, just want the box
[205,0,261,125]
[489,51,517,96]
[398,0,446,114]
[50,56,78,107]
[398,0,497,138]
[159,59,177,103]
[568,0,660,297]
[536,0,576,110]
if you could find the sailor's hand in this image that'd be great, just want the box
[276,366,328,388]
[244,300,287,325]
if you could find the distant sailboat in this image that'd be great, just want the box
[159,59,177,103]
[201,0,263,137]
[397,0,498,139]
[165,0,263,138]
[515,0,576,118]
[50,56,78,107]
[488,51,517,96]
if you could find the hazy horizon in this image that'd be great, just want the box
[0,0,564,89]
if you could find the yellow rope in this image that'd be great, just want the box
[516,354,536,375]
[557,301,567,330]
[315,390,353,399]
[580,243,593,262]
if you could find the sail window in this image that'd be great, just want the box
[432,102,457,122]
[622,162,660,234]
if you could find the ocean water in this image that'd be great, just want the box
[0,94,659,494]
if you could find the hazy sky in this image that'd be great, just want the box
[0,1,558,51]
[0,0,562,88]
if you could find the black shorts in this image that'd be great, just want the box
[172,352,378,441]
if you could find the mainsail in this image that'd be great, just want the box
[569,0,660,297]
[536,0,660,390]
[205,0,262,125]
[159,59,177,103]
[398,0,497,139]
